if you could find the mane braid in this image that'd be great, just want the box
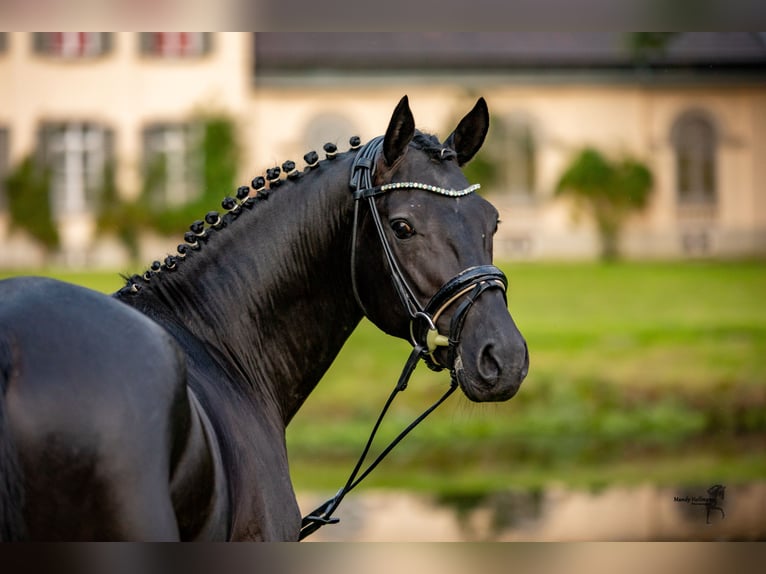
[118,136,367,297]
[118,130,452,298]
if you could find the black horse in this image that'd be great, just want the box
[0,96,529,541]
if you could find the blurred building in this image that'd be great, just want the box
[1,32,765,266]
[0,32,251,267]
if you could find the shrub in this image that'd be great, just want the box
[556,148,653,260]
[5,155,58,250]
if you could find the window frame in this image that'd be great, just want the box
[671,110,718,207]
[38,121,113,218]
[501,116,537,199]
[32,32,112,59]
[480,112,538,202]
[142,121,203,209]
[139,33,213,58]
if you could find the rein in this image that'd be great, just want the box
[298,136,507,541]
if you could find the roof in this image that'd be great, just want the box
[254,33,766,81]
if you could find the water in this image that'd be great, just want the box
[298,482,766,541]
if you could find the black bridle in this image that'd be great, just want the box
[299,136,508,540]
[350,136,508,372]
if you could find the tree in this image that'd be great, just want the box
[145,111,242,237]
[555,147,653,261]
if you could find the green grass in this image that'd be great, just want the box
[0,268,126,294]
[512,261,766,392]
[3,261,765,493]
[287,260,766,493]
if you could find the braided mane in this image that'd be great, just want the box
[118,130,455,296]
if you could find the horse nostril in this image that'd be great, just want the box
[477,343,502,382]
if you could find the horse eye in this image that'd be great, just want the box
[391,219,415,239]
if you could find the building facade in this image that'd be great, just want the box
[1,32,765,267]
[252,33,766,261]
[0,32,252,266]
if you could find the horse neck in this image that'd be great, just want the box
[121,155,363,424]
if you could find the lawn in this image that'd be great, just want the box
[287,260,766,493]
[3,261,765,493]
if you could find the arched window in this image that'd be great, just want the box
[488,114,537,199]
[671,110,717,206]
[457,111,537,202]
[506,117,536,197]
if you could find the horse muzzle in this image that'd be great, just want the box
[410,265,529,402]
[453,324,529,403]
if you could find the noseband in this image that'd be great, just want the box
[349,135,508,372]
[300,136,508,540]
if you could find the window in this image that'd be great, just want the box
[38,122,113,218]
[139,33,212,58]
[33,33,112,58]
[480,114,537,199]
[142,123,202,208]
[672,110,717,206]
[0,128,8,212]
[502,117,537,198]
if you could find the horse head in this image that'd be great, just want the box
[351,96,529,402]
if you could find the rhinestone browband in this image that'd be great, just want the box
[353,182,480,200]
[379,182,481,197]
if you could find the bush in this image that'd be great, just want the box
[97,111,242,257]
[556,148,653,260]
[5,156,58,249]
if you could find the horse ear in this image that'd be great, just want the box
[445,97,490,166]
[383,95,416,166]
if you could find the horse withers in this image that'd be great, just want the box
[0,96,528,541]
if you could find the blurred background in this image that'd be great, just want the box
[0,32,764,540]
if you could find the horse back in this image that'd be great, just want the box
[0,276,216,540]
